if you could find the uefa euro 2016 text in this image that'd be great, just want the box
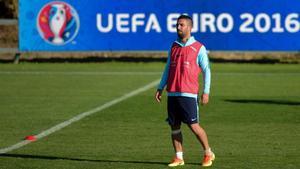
[96,13,299,33]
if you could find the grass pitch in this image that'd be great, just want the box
[0,62,299,169]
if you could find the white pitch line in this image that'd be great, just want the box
[0,71,161,75]
[0,71,299,76]
[0,79,160,155]
[214,72,300,76]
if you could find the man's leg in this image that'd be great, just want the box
[188,123,215,167]
[168,125,185,167]
[171,125,183,153]
[188,123,210,151]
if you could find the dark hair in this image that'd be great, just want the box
[177,14,193,26]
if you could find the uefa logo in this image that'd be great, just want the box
[37,1,80,46]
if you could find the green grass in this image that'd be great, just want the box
[0,62,299,169]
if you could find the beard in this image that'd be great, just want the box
[177,30,185,39]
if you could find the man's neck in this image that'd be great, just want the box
[179,36,191,44]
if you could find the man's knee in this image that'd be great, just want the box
[171,125,181,135]
[189,123,202,133]
[171,124,181,130]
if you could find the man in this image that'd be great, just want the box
[155,15,215,167]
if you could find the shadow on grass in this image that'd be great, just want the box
[0,153,200,166]
[0,57,167,63]
[224,99,300,106]
[0,56,292,64]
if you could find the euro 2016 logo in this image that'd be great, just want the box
[37,1,80,45]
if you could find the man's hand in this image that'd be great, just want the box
[155,90,162,103]
[201,93,209,105]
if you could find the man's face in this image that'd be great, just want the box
[176,19,192,39]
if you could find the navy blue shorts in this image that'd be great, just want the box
[167,96,199,126]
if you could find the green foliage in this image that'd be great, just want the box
[0,0,18,18]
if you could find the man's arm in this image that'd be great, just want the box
[197,46,211,105]
[155,53,170,102]
[158,53,170,90]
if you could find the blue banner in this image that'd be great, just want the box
[19,0,300,51]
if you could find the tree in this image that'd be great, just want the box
[0,0,18,18]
